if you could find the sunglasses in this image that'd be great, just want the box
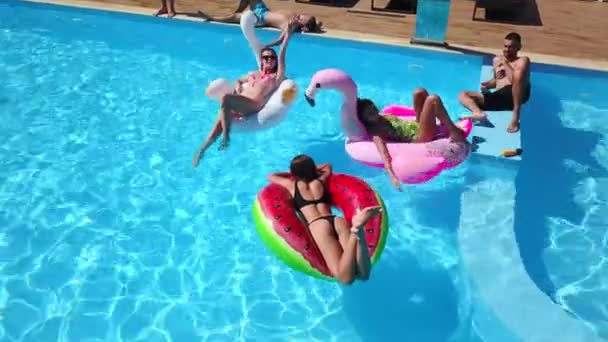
[261,55,276,61]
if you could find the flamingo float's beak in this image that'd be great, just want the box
[304,82,320,107]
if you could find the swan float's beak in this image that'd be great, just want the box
[304,82,320,107]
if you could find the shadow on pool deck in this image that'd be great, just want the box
[513,84,605,300]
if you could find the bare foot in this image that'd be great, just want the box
[469,111,487,122]
[192,150,203,168]
[507,119,520,133]
[462,111,489,122]
[154,7,168,16]
[168,11,176,18]
[461,111,494,128]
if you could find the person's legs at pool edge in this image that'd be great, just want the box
[458,90,487,122]
[457,80,529,133]
[155,0,176,17]
[196,11,242,23]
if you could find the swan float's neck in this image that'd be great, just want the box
[240,10,264,68]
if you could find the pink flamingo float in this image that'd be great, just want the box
[304,68,473,184]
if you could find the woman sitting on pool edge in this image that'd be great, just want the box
[268,155,382,285]
[356,88,469,191]
[192,20,297,168]
[196,0,323,35]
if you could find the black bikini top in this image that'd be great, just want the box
[293,180,331,210]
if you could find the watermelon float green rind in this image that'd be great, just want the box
[251,200,331,280]
[370,191,389,265]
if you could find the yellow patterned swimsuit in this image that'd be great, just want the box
[384,115,420,141]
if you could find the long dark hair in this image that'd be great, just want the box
[356,97,402,139]
[356,98,381,128]
[260,47,278,73]
[290,154,318,182]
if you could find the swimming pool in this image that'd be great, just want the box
[1,1,607,341]
[461,63,608,342]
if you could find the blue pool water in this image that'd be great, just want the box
[1,1,607,341]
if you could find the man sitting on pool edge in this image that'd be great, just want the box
[458,32,531,133]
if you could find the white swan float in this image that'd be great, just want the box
[205,10,297,132]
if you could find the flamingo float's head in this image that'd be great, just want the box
[304,68,357,107]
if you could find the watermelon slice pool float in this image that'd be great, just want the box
[251,173,389,280]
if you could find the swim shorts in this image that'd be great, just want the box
[253,1,270,23]
[481,83,531,111]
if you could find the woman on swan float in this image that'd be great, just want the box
[355,90,469,190]
[192,19,298,168]
[268,154,382,285]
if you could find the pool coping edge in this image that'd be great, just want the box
[12,0,608,72]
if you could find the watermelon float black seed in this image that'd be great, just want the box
[296,231,302,237]
[304,243,310,250]
[274,215,282,220]
[284,227,291,232]
[367,229,373,233]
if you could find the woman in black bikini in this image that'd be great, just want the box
[267,154,382,285]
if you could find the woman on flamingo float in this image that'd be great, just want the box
[268,154,382,285]
[354,89,469,190]
[192,19,297,168]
